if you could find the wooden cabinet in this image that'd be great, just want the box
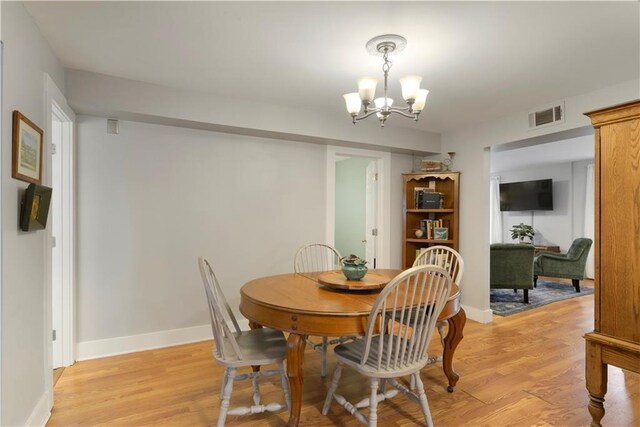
[402,172,459,269]
[584,100,640,426]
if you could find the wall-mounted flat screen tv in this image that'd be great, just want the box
[499,179,553,211]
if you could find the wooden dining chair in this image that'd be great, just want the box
[322,265,453,426]
[198,257,290,426]
[293,243,349,377]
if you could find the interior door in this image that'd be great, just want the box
[334,157,375,260]
[365,161,378,267]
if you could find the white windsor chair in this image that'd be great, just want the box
[198,257,290,427]
[322,265,453,426]
[293,243,351,377]
[412,245,464,385]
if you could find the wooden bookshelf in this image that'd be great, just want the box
[402,172,459,269]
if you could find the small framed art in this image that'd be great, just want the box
[12,110,44,184]
[434,227,449,240]
[20,183,53,231]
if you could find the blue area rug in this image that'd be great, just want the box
[490,280,593,316]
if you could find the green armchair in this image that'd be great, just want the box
[533,237,593,292]
[490,243,535,303]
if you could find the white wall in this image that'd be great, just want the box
[65,69,442,156]
[572,159,593,243]
[76,116,414,348]
[440,78,639,319]
[494,162,588,251]
[390,154,414,269]
[335,157,370,258]
[1,2,65,425]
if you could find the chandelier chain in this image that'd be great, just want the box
[382,49,392,110]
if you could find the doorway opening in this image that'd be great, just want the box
[50,100,75,370]
[487,128,595,315]
[326,146,391,268]
[45,74,76,389]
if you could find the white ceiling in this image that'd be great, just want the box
[25,1,639,133]
[490,134,594,173]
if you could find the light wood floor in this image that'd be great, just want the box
[49,280,639,426]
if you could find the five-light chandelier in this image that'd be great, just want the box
[343,34,428,127]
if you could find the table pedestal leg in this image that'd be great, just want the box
[286,333,307,427]
[443,308,466,392]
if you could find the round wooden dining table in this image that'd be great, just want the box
[239,269,466,427]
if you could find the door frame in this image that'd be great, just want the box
[43,74,76,408]
[326,146,391,268]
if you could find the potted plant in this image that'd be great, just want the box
[510,223,535,243]
[340,254,368,281]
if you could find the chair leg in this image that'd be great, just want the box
[220,369,228,400]
[533,275,538,288]
[278,360,291,410]
[322,364,343,415]
[369,378,379,427]
[573,279,581,293]
[524,289,529,304]
[321,337,329,377]
[413,372,434,427]
[218,367,236,427]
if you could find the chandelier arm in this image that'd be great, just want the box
[389,106,412,112]
[354,110,382,121]
[388,109,419,120]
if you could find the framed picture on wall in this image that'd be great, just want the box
[12,110,44,184]
[20,183,52,232]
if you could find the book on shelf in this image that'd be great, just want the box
[414,188,444,209]
[419,219,450,239]
[413,187,434,209]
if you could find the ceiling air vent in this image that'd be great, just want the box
[528,102,564,129]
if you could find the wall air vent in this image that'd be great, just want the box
[528,102,564,130]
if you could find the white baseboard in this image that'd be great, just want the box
[76,324,212,361]
[76,320,251,361]
[461,304,493,324]
[25,391,51,427]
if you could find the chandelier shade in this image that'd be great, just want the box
[343,93,362,114]
[374,97,394,118]
[343,34,429,127]
[357,77,378,102]
[413,89,429,111]
[399,75,422,101]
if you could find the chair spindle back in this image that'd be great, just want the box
[294,243,342,275]
[198,257,243,362]
[360,265,452,371]
[413,245,464,286]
